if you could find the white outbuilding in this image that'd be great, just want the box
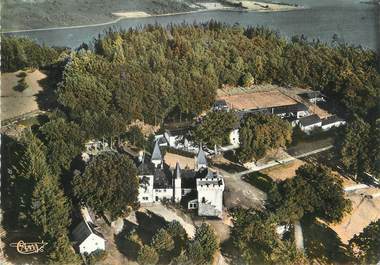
[298,114,322,134]
[72,216,105,255]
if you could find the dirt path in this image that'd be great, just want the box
[213,166,267,209]
[294,220,305,251]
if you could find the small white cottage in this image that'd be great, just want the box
[72,211,105,255]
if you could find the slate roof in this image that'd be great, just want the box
[174,162,181,179]
[299,91,324,99]
[272,103,308,114]
[151,141,162,161]
[138,159,156,175]
[213,100,228,108]
[181,169,197,189]
[72,221,104,245]
[153,165,173,189]
[181,167,211,189]
[197,147,207,166]
[299,114,321,127]
[322,115,345,126]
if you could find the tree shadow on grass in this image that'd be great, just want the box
[211,161,246,174]
[242,172,275,193]
[35,65,65,111]
[115,210,169,261]
[302,216,354,264]
[115,219,141,261]
[135,210,168,244]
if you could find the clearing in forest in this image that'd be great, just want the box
[217,85,297,111]
[1,70,46,121]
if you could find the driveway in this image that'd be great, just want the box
[212,167,267,209]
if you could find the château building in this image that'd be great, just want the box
[138,141,225,218]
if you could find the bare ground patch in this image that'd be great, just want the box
[164,152,195,170]
[218,90,296,110]
[1,70,46,121]
[326,191,380,244]
[261,159,305,181]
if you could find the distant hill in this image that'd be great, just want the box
[2,0,197,31]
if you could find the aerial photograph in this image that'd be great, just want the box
[0,0,379,264]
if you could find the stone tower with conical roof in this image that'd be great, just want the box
[173,162,182,203]
[151,141,162,168]
[195,144,207,171]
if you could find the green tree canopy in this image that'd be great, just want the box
[349,219,380,264]
[166,220,188,255]
[193,111,239,148]
[72,152,139,218]
[188,223,219,264]
[137,245,159,265]
[125,126,146,149]
[230,207,308,265]
[151,228,175,254]
[237,113,292,162]
[371,119,380,178]
[1,36,63,72]
[267,164,352,223]
[40,116,85,175]
[15,131,80,264]
[338,116,371,176]
[51,24,379,141]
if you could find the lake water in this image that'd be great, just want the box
[4,0,379,50]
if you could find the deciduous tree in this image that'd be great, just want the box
[349,219,380,264]
[237,113,292,162]
[72,152,139,218]
[193,111,239,147]
[151,228,175,253]
[137,245,159,265]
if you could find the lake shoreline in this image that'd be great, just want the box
[2,4,305,34]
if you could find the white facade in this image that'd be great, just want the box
[299,121,322,134]
[153,188,174,202]
[138,144,224,217]
[164,132,176,147]
[321,120,346,131]
[138,175,154,203]
[78,233,105,255]
[72,217,106,255]
[229,129,240,146]
[296,110,310,118]
[197,174,224,217]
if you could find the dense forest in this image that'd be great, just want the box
[2,23,380,176]
[2,23,380,264]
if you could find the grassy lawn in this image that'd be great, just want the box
[242,171,275,193]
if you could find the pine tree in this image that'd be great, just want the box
[17,131,80,264]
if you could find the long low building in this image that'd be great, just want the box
[298,114,322,133]
[321,115,346,131]
[298,114,346,134]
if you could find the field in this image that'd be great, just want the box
[261,159,305,181]
[218,89,296,110]
[1,70,46,121]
